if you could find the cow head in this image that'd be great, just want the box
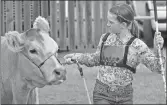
[5,16,66,88]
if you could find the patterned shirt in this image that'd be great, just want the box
[71,33,166,88]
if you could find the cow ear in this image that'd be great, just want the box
[5,31,25,52]
[33,16,50,33]
[23,28,40,38]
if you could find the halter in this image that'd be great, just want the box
[21,52,59,78]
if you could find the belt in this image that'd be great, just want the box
[96,79,132,92]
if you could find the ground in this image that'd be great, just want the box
[38,48,166,104]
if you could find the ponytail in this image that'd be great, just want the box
[130,20,139,38]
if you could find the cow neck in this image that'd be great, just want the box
[6,51,20,81]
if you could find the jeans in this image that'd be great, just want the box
[93,79,133,104]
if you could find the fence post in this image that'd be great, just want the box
[50,1,58,43]
[6,1,14,32]
[101,1,108,34]
[0,1,3,104]
[93,1,101,47]
[41,1,48,18]
[59,1,66,50]
[0,0,1,36]
[15,1,22,32]
[81,1,87,50]
[68,1,75,50]
[32,1,40,22]
[91,1,95,48]
[85,1,92,49]
[23,1,31,31]
[76,1,85,50]
[1,1,4,35]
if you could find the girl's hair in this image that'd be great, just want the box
[109,3,139,38]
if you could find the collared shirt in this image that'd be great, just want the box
[72,33,166,88]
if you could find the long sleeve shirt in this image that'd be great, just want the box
[71,33,166,87]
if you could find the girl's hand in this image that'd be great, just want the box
[154,32,164,49]
[64,54,75,65]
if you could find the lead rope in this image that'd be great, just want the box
[153,0,166,99]
[71,59,92,104]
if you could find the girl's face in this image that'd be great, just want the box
[107,12,122,34]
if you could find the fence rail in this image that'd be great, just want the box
[1,0,126,51]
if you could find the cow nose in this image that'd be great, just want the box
[63,75,66,80]
[54,70,60,75]
[53,65,66,76]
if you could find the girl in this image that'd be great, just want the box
[64,3,165,104]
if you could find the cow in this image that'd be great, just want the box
[1,16,67,104]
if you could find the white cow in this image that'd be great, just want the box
[1,16,66,104]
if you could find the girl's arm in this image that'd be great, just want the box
[136,39,166,74]
[71,34,106,67]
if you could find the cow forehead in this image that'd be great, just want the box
[39,32,58,54]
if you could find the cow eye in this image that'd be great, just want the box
[29,49,37,54]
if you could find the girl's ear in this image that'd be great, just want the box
[120,22,128,29]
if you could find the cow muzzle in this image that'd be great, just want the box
[48,65,67,85]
